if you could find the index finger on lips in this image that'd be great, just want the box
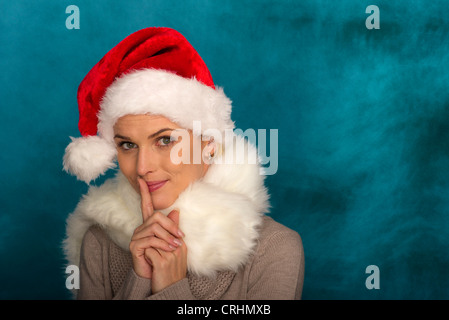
[138,177,154,221]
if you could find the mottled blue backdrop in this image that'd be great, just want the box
[1,0,449,299]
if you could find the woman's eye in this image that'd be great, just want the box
[119,142,137,150]
[157,136,174,146]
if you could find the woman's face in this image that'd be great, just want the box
[113,114,210,210]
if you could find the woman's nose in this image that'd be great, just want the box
[136,147,158,177]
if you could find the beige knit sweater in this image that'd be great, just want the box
[77,215,304,300]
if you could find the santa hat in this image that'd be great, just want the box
[63,27,234,183]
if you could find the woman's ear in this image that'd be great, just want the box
[202,137,216,166]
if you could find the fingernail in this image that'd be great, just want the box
[178,230,185,238]
[173,239,182,247]
[168,244,176,250]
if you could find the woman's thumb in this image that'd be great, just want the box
[167,209,180,226]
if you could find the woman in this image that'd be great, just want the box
[63,27,304,299]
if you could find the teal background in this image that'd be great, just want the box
[1,0,449,299]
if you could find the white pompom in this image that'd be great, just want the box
[63,136,117,184]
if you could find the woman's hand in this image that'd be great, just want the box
[129,178,186,282]
[144,209,188,293]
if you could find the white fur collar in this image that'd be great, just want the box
[63,135,270,277]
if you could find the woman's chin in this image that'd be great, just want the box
[151,197,175,212]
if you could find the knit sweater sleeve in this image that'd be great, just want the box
[77,226,152,300]
[114,271,196,300]
[77,226,196,300]
[246,222,305,299]
[77,227,108,299]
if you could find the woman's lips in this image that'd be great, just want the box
[146,180,168,192]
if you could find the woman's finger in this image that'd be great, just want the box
[167,209,180,226]
[144,247,163,265]
[144,240,188,293]
[138,177,154,222]
[130,235,177,253]
[132,218,183,248]
[156,210,184,238]
[133,210,184,239]
[167,210,185,236]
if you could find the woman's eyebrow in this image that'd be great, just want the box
[148,128,174,139]
[113,128,174,140]
[113,134,131,140]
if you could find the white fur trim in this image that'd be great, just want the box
[98,69,235,142]
[202,134,270,214]
[63,172,141,267]
[169,182,263,277]
[63,134,269,277]
[63,136,117,184]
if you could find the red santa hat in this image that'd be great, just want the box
[63,27,234,183]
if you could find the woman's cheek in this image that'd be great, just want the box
[117,153,139,192]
